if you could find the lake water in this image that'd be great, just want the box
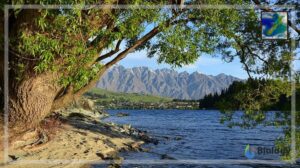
[100,110,295,168]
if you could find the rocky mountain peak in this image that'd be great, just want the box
[96,66,241,100]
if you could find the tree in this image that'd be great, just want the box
[0,0,299,134]
[216,79,300,160]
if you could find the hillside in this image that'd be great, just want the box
[86,88,199,110]
[87,88,173,103]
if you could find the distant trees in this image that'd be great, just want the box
[199,81,243,110]
[199,79,299,111]
[199,92,222,109]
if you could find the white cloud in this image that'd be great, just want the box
[196,55,223,66]
[181,64,197,69]
[125,50,148,60]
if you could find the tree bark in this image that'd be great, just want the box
[8,73,61,131]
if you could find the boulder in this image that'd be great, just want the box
[161,154,176,160]
[96,151,118,160]
[116,112,129,117]
[81,99,95,111]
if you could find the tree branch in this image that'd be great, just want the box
[96,39,122,62]
[232,32,270,70]
[70,26,161,103]
[104,27,160,68]
[9,48,41,61]
[80,10,186,93]
[51,67,107,111]
[70,67,108,103]
[170,17,202,25]
[239,43,254,80]
[51,10,185,110]
[245,45,268,65]
[51,85,74,110]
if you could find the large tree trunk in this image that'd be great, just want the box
[8,73,61,132]
[7,66,109,133]
[6,21,161,132]
[4,9,109,132]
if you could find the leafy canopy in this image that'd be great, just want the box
[5,0,296,88]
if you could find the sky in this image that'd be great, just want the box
[110,47,249,79]
[99,18,249,79]
[104,47,300,80]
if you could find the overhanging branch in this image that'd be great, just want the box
[104,11,184,68]
[239,42,254,80]
[104,27,160,68]
[70,26,161,102]
[96,39,122,62]
[55,10,185,107]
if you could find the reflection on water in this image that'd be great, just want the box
[94,110,296,168]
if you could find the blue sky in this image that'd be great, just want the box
[113,48,249,79]
[100,21,249,79]
[101,38,300,79]
[106,47,300,80]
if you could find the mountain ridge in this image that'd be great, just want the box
[96,65,241,100]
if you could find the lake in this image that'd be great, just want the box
[100,110,295,168]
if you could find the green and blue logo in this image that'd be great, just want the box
[244,144,255,159]
[261,12,288,39]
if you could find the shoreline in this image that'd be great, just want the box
[1,99,156,168]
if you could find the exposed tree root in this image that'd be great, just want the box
[23,130,49,149]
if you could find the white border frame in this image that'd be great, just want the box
[3,4,297,166]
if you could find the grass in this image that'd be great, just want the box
[87,88,173,103]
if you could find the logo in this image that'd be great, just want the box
[261,11,288,39]
[244,144,290,160]
[244,144,255,159]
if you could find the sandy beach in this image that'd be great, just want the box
[0,100,148,168]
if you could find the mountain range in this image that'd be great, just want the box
[96,65,241,100]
